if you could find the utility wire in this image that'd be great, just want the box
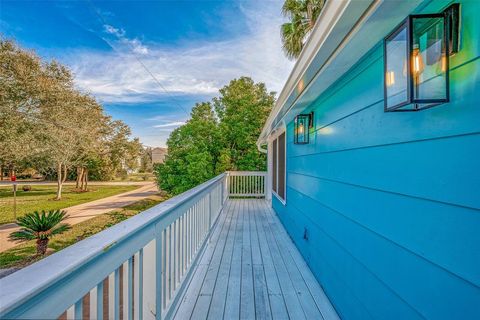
[85,0,191,117]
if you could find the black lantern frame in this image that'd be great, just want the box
[294,112,314,144]
[383,4,459,112]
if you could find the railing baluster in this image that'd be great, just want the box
[162,230,167,311]
[133,251,142,320]
[114,268,120,320]
[155,224,163,320]
[173,220,177,291]
[88,288,96,320]
[108,273,115,319]
[74,299,82,320]
[122,261,128,320]
[167,224,172,301]
[66,305,75,320]
[128,257,133,320]
[96,281,103,320]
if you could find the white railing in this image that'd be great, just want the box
[0,171,267,320]
[0,174,227,320]
[227,171,267,198]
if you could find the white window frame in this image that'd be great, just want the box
[269,127,286,205]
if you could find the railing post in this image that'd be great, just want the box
[221,177,225,204]
[155,224,163,320]
[208,192,212,228]
[263,173,267,198]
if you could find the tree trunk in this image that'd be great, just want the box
[76,167,82,189]
[79,167,85,191]
[0,166,3,181]
[36,238,49,255]
[83,168,88,191]
[62,164,68,184]
[56,162,63,200]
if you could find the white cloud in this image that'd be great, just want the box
[103,23,149,55]
[68,1,293,104]
[104,24,125,37]
[153,121,186,128]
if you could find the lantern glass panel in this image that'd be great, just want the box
[385,23,409,110]
[411,16,447,101]
[294,114,310,144]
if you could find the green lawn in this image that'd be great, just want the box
[0,194,169,269]
[0,184,139,224]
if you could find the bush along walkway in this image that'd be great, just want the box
[0,192,168,272]
[0,182,158,253]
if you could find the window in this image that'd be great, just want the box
[272,132,286,202]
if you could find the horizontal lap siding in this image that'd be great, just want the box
[272,1,480,319]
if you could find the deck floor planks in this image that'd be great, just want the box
[252,199,288,320]
[262,201,340,320]
[240,199,255,320]
[207,199,240,319]
[173,199,339,320]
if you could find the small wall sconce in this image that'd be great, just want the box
[294,112,314,144]
[383,4,460,112]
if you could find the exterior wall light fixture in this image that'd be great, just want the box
[384,4,460,112]
[294,112,314,144]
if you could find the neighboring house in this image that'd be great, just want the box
[151,147,167,164]
[257,1,479,319]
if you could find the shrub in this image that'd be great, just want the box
[9,210,71,255]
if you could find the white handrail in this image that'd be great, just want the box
[0,173,227,320]
[227,171,267,198]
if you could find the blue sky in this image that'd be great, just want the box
[0,0,293,147]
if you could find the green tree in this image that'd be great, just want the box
[155,77,274,195]
[214,77,275,171]
[156,102,220,194]
[281,0,325,59]
[0,39,143,197]
[0,39,44,175]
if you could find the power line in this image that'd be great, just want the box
[85,0,191,117]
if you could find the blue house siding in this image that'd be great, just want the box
[272,1,480,319]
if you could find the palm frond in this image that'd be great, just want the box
[10,209,70,242]
[280,0,326,59]
[9,229,36,241]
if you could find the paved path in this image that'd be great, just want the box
[0,182,158,253]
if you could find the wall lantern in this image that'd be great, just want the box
[384,4,460,112]
[294,112,314,144]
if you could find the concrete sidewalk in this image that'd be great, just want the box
[0,182,158,253]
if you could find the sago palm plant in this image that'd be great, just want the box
[9,210,71,255]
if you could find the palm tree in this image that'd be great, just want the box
[281,0,326,59]
[9,210,71,255]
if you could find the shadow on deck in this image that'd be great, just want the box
[172,199,339,320]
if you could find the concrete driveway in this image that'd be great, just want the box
[0,182,158,253]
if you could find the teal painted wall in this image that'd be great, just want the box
[272,1,480,319]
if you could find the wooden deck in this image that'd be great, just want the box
[172,199,339,320]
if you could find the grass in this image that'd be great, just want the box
[112,172,156,182]
[0,185,139,224]
[0,193,169,269]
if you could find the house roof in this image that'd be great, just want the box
[257,0,430,146]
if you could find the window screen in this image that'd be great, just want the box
[277,132,286,200]
[272,139,277,193]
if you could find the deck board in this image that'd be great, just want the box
[173,199,339,320]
